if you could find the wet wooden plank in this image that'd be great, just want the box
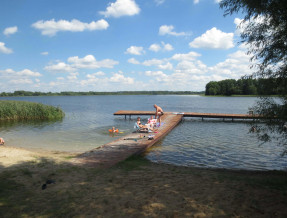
[183,112,261,119]
[114,110,155,116]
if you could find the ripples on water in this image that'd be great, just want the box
[0,95,286,170]
[145,119,286,170]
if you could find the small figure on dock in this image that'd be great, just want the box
[147,115,157,128]
[136,117,147,129]
[0,137,4,145]
[154,104,164,126]
[135,117,153,132]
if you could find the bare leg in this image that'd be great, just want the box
[158,113,161,126]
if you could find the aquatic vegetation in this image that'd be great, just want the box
[0,100,65,121]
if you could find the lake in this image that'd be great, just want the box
[0,95,286,171]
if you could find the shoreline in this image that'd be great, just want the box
[1,144,286,172]
[0,145,77,170]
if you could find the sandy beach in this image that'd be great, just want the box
[0,145,287,217]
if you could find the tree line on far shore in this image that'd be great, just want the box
[0,90,204,97]
[205,78,279,96]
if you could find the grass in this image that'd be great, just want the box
[0,100,65,121]
[115,155,151,171]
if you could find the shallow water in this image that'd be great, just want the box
[0,95,286,170]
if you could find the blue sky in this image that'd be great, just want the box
[0,0,251,92]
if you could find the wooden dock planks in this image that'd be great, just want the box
[75,113,183,168]
[114,110,262,120]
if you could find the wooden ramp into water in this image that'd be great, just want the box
[75,113,183,168]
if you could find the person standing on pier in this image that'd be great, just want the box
[154,104,164,126]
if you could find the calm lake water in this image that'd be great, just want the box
[1,95,286,171]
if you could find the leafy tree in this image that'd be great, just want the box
[220,0,287,153]
[219,79,237,95]
[242,78,257,95]
[205,81,220,95]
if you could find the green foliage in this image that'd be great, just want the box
[0,100,65,121]
[205,78,278,96]
[220,0,287,152]
[0,90,204,97]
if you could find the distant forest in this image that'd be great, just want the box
[205,78,280,96]
[0,90,204,97]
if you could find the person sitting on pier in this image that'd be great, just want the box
[147,115,157,128]
[135,117,152,132]
[154,104,164,126]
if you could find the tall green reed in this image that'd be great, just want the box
[0,100,65,121]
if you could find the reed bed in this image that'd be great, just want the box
[0,100,65,121]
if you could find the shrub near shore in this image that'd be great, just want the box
[0,100,65,121]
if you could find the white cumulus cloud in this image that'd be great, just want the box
[159,25,186,36]
[128,58,140,64]
[0,68,41,77]
[9,78,33,84]
[142,58,163,66]
[110,73,134,84]
[189,27,234,49]
[3,26,18,36]
[158,62,173,70]
[125,46,144,55]
[145,71,169,82]
[44,62,76,73]
[45,55,119,73]
[100,0,140,18]
[68,55,119,69]
[0,42,13,54]
[67,72,79,80]
[0,68,42,88]
[17,69,42,77]
[209,50,253,77]
[32,19,109,36]
[149,42,173,52]
[172,51,201,61]
[149,43,161,52]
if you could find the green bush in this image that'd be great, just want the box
[0,100,65,121]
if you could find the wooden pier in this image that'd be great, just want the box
[114,110,262,121]
[75,112,183,168]
[75,110,262,168]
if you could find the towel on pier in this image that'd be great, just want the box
[156,122,165,127]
